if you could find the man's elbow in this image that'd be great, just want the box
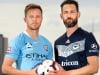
[2,64,8,74]
[91,65,99,74]
[94,66,99,73]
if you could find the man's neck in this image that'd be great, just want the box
[66,25,78,37]
[26,29,39,39]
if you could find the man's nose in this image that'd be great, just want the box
[67,13,71,18]
[32,17,37,21]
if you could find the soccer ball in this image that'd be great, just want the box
[36,60,59,75]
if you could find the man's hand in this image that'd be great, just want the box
[45,62,70,75]
[31,66,39,75]
[46,69,70,75]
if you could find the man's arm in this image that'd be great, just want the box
[66,56,99,75]
[47,56,99,75]
[53,56,99,75]
[2,58,37,75]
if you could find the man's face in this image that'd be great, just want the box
[24,9,42,30]
[61,4,80,28]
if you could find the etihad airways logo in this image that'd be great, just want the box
[25,53,48,61]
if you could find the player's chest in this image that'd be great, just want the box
[21,42,49,54]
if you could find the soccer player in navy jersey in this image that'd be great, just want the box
[48,0,99,75]
[2,4,53,75]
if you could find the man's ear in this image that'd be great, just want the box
[24,17,26,22]
[60,13,63,19]
[78,11,80,18]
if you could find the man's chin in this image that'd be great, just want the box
[30,27,40,30]
[65,24,76,28]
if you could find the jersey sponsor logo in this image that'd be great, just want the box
[61,60,79,66]
[25,53,48,61]
[56,39,85,57]
[5,47,12,53]
[89,49,98,53]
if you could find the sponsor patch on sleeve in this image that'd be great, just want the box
[5,47,12,53]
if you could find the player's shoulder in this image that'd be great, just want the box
[39,35,51,44]
[55,33,66,44]
[10,32,25,43]
[78,28,94,37]
[78,27,89,34]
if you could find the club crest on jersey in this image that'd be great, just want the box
[72,43,80,50]
[43,45,48,51]
[25,43,32,48]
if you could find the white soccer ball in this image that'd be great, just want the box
[37,60,59,75]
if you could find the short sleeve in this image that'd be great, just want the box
[85,33,99,57]
[5,38,21,61]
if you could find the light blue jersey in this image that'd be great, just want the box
[5,32,53,70]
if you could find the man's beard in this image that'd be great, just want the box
[63,17,78,28]
[28,25,40,31]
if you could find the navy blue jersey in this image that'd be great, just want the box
[54,28,99,71]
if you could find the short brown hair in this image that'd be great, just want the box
[61,0,79,12]
[24,3,42,17]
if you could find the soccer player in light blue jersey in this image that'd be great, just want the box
[2,3,53,75]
